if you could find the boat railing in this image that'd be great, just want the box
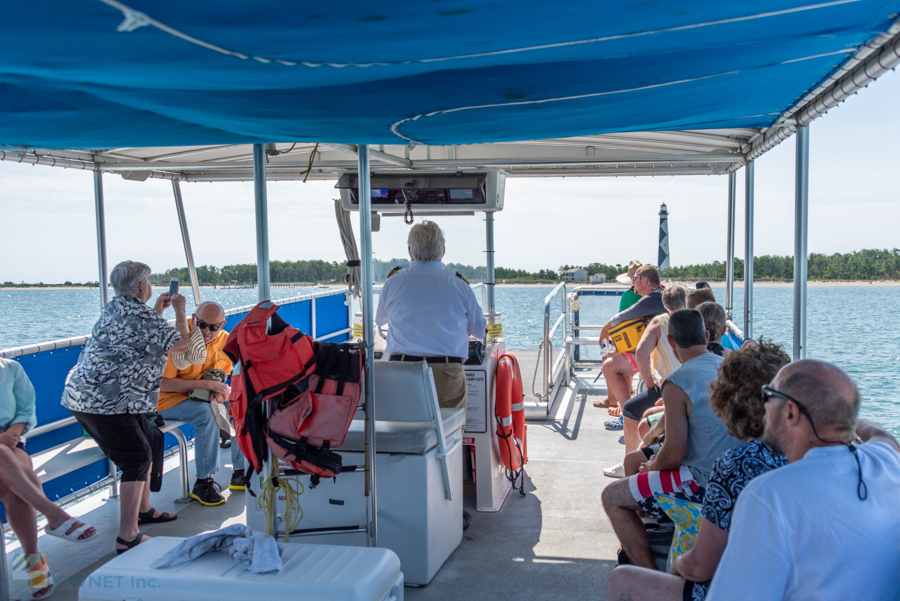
[537,282,568,407]
[565,286,628,366]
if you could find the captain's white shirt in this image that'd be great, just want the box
[375,261,486,359]
[706,441,900,601]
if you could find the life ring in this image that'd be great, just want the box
[495,354,527,474]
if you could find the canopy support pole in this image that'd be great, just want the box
[744,162,755,340]
[93,172,109,308]
[793,125,810,360]
[724,172,736,319]
[172,180,201,306]
[485,212,496,313]
[358,145,378,548]
[253,144,270,302]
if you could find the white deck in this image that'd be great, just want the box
[3,360,625,601]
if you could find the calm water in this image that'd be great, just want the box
[1,285,897,436]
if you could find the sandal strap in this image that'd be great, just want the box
[46,516,78,536]
[116,533,145,549]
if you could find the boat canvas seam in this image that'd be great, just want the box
[95,0,860,69]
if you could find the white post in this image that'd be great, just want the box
[93,172,109,307]
[253,144,270,302]
[794,126,810,360]
[724,172,736,320]
[744,162,755,339]
[485,212,496,313]
[357,146,378,547]
[172,180,202,306]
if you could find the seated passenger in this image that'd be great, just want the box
[604,285,686,478]
[595,265,666,417]
[697,302,731,358]
[686,287,715,309]
[2,356,99,599]
[600,309,744,569]
[158,301,245,506]
[706,360,900,599]
[615,260,645,312]
[606,340,791,600]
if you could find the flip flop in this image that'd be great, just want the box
[608,406,622,417]
[592,398,612,409]
[44,517,98,543]
[138,508,178,525]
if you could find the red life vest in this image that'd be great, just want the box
[266,342,363,487]
[224,301,318,478]
[495,353,527,493]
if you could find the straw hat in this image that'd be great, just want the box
[616,260,643,285]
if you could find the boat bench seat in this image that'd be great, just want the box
[29,419,191,499]
[339,408,466,455]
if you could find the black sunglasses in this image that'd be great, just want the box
[762,384,867,501]
[195,319,224,332]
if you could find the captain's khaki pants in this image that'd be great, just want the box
[431,363,468,410]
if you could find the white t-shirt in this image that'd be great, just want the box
[707,441,900,601]
[375,261,486,358]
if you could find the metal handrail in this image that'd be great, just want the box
[541,282,567,403]
[24,416,77,439]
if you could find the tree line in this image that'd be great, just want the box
[140,248,900,286]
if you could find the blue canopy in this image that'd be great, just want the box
[2,0,899,148]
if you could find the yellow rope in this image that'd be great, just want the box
[257,461,304,543]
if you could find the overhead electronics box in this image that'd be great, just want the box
[336,170,505,214]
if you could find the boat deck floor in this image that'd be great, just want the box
[4,356,625,601]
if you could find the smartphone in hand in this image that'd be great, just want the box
[169,278,179,297]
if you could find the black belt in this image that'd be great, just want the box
[390,354,463,364]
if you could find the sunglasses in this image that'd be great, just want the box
[762,384,867,500]
[195,319,224,332]
[632,275,647,282]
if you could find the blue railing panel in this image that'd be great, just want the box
[316,293,350,341]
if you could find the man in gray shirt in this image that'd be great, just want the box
[601,309,744,569]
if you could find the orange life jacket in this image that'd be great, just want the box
[224,301,318,480]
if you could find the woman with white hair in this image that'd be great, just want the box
[62,261,190,554]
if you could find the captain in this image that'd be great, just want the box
[376,220,487,410]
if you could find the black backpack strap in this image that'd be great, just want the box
[335,344,353,396]
[315,344,340,394]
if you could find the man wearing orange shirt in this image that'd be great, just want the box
[158,301,244,506]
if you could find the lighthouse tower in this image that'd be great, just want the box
[658,203,670,269]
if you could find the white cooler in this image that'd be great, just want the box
[79,536,403,601]
[248,361,465,586]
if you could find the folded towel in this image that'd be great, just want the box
[172,326,208,370]
[151,524,283,573]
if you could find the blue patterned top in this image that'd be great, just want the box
[701,439,788,531]
[62,295,181,415]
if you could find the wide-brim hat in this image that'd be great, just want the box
[616,260,643,285]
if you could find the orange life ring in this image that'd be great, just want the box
[495,353,527,473]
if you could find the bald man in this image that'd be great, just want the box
[158,302,245,506]
[706,360,900,600]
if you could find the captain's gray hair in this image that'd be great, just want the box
[110,261,152,297]
[408,220,446,262]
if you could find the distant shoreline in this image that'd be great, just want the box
[4,279,900,291]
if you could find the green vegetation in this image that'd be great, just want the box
[6,249,898,288]
[661,249,900,281]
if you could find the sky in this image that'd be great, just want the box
[1,71,898,284]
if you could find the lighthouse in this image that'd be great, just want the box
[658,203,670,269]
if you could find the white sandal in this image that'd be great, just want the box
[44,517,98,543]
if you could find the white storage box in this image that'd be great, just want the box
[248,410,464,585]
[79,536,403,601]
